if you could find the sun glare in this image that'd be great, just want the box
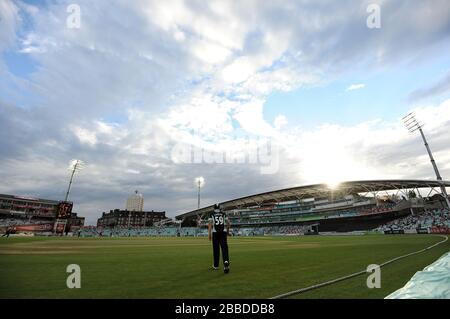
[300,144,378,187]
[326,180,341,189]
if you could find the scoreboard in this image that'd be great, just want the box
[57,201,73,219]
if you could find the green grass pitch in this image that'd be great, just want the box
[0,234,448,299]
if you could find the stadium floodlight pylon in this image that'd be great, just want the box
[195,177,205,209]
[194,177,205,227]
[402,113,450,208]
[54,159,84,235]
[65,159,85,202]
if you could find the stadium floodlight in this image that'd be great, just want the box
[402,113,450,208]
[65,159,85,202]
[195,176,205,209]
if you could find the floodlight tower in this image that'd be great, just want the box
[195,176,205,209]
[402,113,450,208]
[54,159,84,235]
[65,159,85,202]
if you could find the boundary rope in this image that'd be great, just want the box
[270,235,448,299]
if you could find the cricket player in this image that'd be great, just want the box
[208,204,230,274]
[1,227,11,238]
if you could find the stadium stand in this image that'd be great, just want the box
[375,209,450,234]
[77,224,315,238]
[0,218,51,227]
[79,226,199,238]
[13,207,447,238]
[76,208,450,238]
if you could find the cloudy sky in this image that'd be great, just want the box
[1,0,450,224]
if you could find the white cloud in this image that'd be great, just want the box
[72,126,97,146]
[1,0,450,224]
[232,99,277,137]
[346,83,366,91]
[189,39,232,65]
[274,115,288,130]
[0,0,19,52]
[125,169,141,175]
[222,57,255,84]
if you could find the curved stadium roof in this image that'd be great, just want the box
[176,179,450,219]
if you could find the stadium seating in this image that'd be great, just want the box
[223,201,398,227]
[17,207,449,238]
[77,224,313,238]
[375,209,450,233]
[234,225,310,236]
[0,218,50,227]
[78,226,200,238]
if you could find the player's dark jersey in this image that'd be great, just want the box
[208,210,228,233]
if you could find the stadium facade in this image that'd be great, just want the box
[0,193,84,233]
[176,180,450,232]
[97,209,166,228]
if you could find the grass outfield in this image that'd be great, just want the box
[0,234,448,299]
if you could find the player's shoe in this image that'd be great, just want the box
[223,261,230,274]
[211,266,219,271]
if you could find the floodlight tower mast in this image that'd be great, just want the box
[195,177,205,209]
[65,159,84,202]
[55,159,84,235]
[402,113,450,208]
[194,177,205,230]
[197,181,201,209]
